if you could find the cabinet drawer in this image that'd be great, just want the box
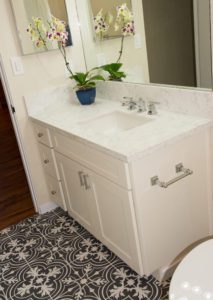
[38,143,59,180]
[51,130,131,189]
[33,122,53,147]
[46,175,67,210]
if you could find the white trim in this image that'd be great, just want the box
[0,54,39,212]
[193,0,201,87]
[39,201,58,214]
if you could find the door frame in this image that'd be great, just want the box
[0,55,38,212]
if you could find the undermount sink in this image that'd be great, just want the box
[79,111,152,135]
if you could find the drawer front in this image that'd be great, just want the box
[33,122,53,147]
[46,175,67,211]
[51,130,131,189]
[38,143,60,180]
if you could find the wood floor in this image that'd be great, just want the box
[0,81,35,230]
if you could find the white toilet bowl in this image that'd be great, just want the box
[169,239,213,300]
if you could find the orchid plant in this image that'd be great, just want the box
[94,3,135,81]
[93,9,113,40]
[114,3,135,63]
[27,17,104,91]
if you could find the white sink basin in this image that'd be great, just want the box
[79,111,152,135]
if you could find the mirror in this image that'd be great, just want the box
[76,0,212,90]
[11,0,72,55]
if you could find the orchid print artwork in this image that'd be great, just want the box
[94,3,135,81]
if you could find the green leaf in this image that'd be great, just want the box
[86,75,105,82]
[70,72,89,85]
[101,63,123,72]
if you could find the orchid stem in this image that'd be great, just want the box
[58,44,74,76]
[36,24,48,51]
[116,35,124,63]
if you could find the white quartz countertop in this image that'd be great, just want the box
[26,95,212,161]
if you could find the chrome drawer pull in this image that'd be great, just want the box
[37,132,44,138]
[151,163,193,189]
[78,171,85,187]
[51,190,57,195]
[83,174,90,190]
[44,159,49,164]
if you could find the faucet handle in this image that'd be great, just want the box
[137,98,146,113]
[121,96,133,106]
[147,101,160,115]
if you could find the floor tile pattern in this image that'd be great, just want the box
[0,208,170,300]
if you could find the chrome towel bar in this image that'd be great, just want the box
[151,163,193,188]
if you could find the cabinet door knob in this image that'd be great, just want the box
[83,174,90,190]
[51,190,57,195]
[37,132,44,138]
[44,159,49,164]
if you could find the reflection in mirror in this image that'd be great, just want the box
[90,0,132,39]
[77,0,212,89]
[11,0,72,55]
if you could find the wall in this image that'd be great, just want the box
[76,0,150,84]
[143,0,196,87]
[48,0,67,21]
[194,0,212,88]
[0,0,86,211]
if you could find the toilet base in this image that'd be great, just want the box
[152,235,213,283]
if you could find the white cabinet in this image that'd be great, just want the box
[55,152,100,236]
[130,130,211,274]
[90,172,142,273]
[55,152,143,274]
[32,120,211,277]
[33,122,67,210]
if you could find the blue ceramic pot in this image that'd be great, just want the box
[76,88,96,105]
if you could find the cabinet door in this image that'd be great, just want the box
[131,131,210,275]
[55,152,100,235]
[90,172,143,275]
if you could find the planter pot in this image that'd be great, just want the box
[109,78,122,82]
[76,88,96,105]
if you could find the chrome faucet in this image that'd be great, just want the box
[128,100,137,110]
[147,101,159,115]
[121,97,137,110]
[137,98,146,113]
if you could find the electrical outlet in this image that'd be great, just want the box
[10,56,24,75]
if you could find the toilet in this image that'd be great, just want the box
[169,239,213,300]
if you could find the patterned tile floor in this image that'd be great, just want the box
[0,208,170,300]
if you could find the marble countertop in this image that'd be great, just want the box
[25,89,212,161]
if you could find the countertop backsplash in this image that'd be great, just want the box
[25,81,213,119]
[96,81,213,119]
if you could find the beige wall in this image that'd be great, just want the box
[142,0,197,87]
[0,0,86,210]
[48,0,68,22]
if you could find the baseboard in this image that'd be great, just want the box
[38,201,58,214]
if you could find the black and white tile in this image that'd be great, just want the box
[0,208,170,300]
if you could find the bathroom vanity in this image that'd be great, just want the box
[27,91,212,276]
